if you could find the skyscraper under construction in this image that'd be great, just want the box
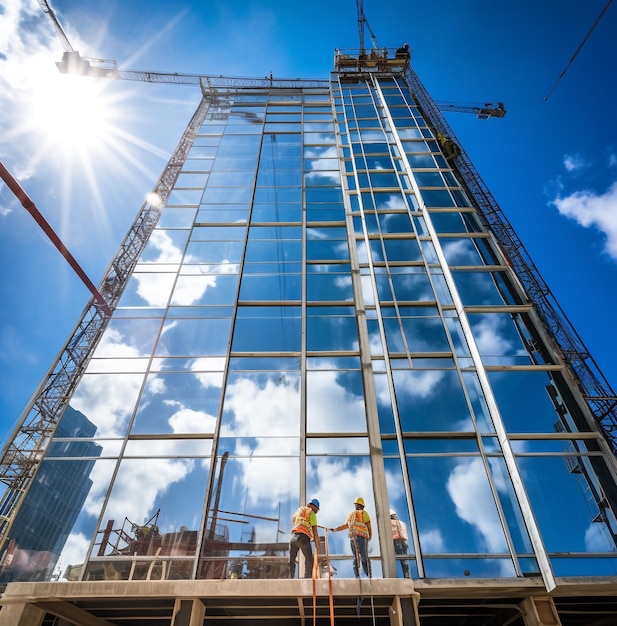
[1,27,617,626]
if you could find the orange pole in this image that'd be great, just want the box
[322,527,335,626]
[0,161,111,316]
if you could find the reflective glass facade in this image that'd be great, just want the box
[3,73,617,588]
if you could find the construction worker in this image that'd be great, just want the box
[395,42,410,59]
[289,498,320,578]
[330,497,372,578]
[390,509,411,578]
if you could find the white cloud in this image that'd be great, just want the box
[168,405,217,433]
[222,374,300,437]
[57,531,91,577]
[306,370,366,432]
[99,457,195,525]
[563,153,587,172]
[311,457,375,530]
[551,181,617,259]
[471,314,514,356]
[394,369,444,399]
[72,329,145,436]
[441,239,477,264]
[446,458,508,553]
[420,529,446,552]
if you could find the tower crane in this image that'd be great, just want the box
[435,101,506,120]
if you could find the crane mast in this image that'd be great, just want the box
[37,0,74,52]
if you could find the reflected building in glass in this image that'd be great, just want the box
[2,49,617,625]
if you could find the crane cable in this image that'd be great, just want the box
[544,0,613,100]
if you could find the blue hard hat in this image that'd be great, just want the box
[308,498,320,509]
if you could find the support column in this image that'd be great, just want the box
[0,602,45,626]
[389,595,420,626]
[171,598,206,626]
[520,597,562,626]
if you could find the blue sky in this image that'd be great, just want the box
[1,0,616,445]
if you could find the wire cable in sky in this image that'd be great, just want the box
[544,0,613,101]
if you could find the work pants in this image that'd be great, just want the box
[289,532,313,578]
[350,535,370,578]
[393,538,411,578]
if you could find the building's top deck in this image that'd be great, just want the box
[334,46,410,73]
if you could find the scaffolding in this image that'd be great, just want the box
[0,97,212,552]
[403,64,617,453]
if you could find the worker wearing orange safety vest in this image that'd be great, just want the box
[289,498,320,578]
[329,497,372,578]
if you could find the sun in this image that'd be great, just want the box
[29,71,115,157]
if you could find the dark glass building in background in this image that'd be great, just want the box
[1,48,616,625]
[0,407,100,583]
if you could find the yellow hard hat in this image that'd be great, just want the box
[354,497,365,507]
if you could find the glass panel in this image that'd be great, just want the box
[88,457,210,581]
[71,372,144,437]
[220,372,300,437]
[486,457,535,560]
[118,273,176,308]
[239,274,301,301]
[140,230,189,263]
[306,239,350,261]
[378,212,414,234]
[422,557,515,578]
[451,271,517,306]
[157,208,197,228]
[156,318,232,356]
[306,455,377,565]
[166,189,204,205]
[467,313,533,365]
[518,455,617,556]
[244,240,301,263]
[199,455,298,580]
[306,370,366,433]
[131,372,223,434]
[306,314,358,351]
[185,241,244,264]
[488,370,566,433]
[408,456,510,558]
[172,275,239,306]
[232,307,301,352]
[383,238,422,262]
[306,270,353,302]
[401,317,450,352]
[393,370,473,432]
[440,237,485,265]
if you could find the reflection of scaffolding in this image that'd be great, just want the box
[97,510,161,557]
[551,385,617,546]
[66,509,198,581]
[200,451,290,579]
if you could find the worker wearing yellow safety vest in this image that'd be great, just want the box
[289,498,320,578]
[329,497,372,578]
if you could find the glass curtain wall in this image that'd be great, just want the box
[3,74,617,584]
